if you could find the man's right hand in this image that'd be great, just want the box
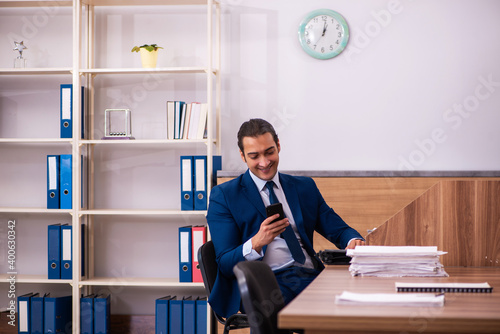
[251,214,289,253]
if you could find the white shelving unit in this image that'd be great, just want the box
[0,0,220,332]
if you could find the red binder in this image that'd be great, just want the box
[192,225,207,282]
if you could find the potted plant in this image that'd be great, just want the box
[131,44,163,68]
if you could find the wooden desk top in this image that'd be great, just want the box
[278,266,500,334]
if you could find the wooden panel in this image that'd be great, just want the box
[366,180,500,267]
[441,181,477,266]
[476,181,500,267]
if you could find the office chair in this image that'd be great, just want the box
[233,261,294,334]
[198,240,249,334]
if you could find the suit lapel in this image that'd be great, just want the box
[240,170,267,219]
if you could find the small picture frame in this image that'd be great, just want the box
[102,109,134,140]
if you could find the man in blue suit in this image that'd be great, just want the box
[206,118,365,318]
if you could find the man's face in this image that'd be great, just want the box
[240,132,280,181]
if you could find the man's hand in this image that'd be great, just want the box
[251,214,289,253]
[346,239,365,249]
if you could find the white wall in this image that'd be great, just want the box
[219,0,500,172]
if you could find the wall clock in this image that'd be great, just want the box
[298,9,349,60]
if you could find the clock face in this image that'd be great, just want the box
[298,9,349,60]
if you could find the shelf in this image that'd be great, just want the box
[0,1,72,8]
[80,67,214,75]
[0,274,72,284]
[0,207,73,214]
[82,139,207,145]
[82,0,215,6]
[0,68,72,75]
[80,277,206,287]
[0,138,73,144]
[80,209,207,216]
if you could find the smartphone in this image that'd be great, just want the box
[266,203,285,223]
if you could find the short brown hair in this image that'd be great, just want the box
[237,119,279,154]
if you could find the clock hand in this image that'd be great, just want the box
[322,22,328,36]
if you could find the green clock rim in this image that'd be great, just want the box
[298,9,350,60]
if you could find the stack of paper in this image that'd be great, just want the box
[335,291,445,307]
[346,246,448,277]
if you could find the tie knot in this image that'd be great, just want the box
[265,181,275,191]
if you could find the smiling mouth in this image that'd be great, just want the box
[259,163,273,172]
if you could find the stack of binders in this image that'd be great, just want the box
[180,155,222,211]
[47,154,85,210]
[17,293,72,334]
[178,226,207,283]
[155,296,207,334]
[47,224,85,280]
[80,294,111,334]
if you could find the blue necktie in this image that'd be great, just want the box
[265,181,305,264]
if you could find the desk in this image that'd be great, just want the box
[278,266,500,334]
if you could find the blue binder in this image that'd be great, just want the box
[60,85,85,139]
[183,296,195,334]
[17,292,35,334]
[155,295,173,334]
[180,156,194,210]
[61,225,72,279]
[178,226,192,282]
[60,154,72,209]
[193,156,207,210]
[169,297,182,334]
[31,293,48,334]
[80,294,95,334]
[48,224,61,279]
[47,155,60,209]
[60,84,73,138]
[195,297,208,334]
[44,295,72,334]
[94,294,110,334]
[211,155,222,188]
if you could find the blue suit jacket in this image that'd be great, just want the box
[206,170,363,318]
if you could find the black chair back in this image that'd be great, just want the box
[233,261,293,334]
[198,240,249,334]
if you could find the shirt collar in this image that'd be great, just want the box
[248,169,281,192]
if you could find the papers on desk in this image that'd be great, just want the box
[347,246,448,277]
[335,291,445,307]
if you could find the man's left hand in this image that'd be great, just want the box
[346,239,365,249]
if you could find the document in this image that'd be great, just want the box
[335,291,444,307]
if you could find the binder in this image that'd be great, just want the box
[195,297,208,334]
[94,294,110,334]
[80,294,95,334]
[44,295,72,334]
[169,297,182,334]
[212,155,222,188]
[179,226,192,282]
[17,292,35,334]
[48,224,61,279]
[193,156,207,210]
[180,156,194,211]
[191,225,207,283]
[60,154,72,209]
[166,101,175,140]
[60,84,73,138]
[196,103,208,139]
[182,296,195,334]
[47,155,60,209]
[155,295,173,334]
[61,225,72,279]
[60,85,85,139]
[174,101,186,139]
[31,293,48,334]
